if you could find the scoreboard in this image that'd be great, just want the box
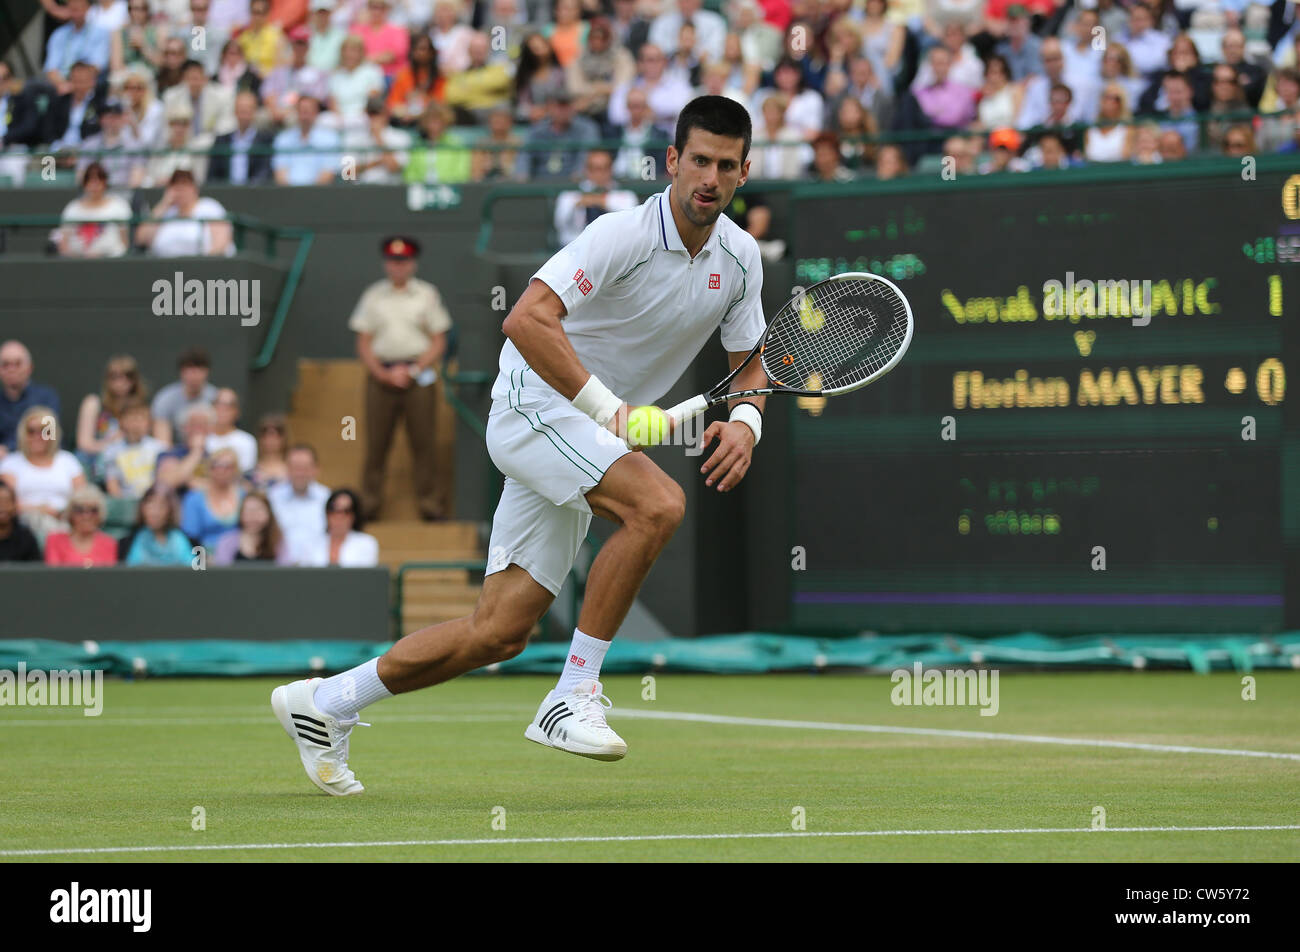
[786,163,1300,634]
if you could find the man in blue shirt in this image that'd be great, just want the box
[0,341,61,459]
[272,96,340,186]
[44,0,111,92]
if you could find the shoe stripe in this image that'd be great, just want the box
[539,702,568,733]
[295,724,329,740]
[292,713,327,729]
[296,731,331,748]
[546,710,574,738]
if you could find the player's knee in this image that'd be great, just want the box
[471,605,534,662]
[631,481,685,540]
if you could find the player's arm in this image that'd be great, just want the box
[502,278,633,437]
[699,349,765,492]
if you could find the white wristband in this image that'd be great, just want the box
[572,374,623,427]
[729,403,762,445]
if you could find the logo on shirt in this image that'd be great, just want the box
[573,268,584,282]
[579,278,593,296]
[708,273,721,290]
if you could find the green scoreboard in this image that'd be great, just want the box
[786,162,1300,633]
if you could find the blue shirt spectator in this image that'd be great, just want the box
[0,342,61,454]
[272,96,341,186]
[44,2,112,81]
[516,93,600,182]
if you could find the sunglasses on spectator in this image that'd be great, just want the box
[328,505,354,515]
[260,425,285,434]
[70,506,98,516]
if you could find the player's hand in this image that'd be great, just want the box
[603,403,643,452]
[699,420,754,492]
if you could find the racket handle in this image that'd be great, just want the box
[664,394,710,428]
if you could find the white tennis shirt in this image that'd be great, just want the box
[496,184,767,408]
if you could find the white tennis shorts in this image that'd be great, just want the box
[484,366,631,595]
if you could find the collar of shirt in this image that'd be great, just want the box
[655,185,721,257]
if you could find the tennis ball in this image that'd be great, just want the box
[626,405,670,447]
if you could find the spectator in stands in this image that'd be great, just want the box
[182,0,230,76]
[649,0,726,63]
[610,0,652,60]
[1,345,61,460]
[1122,2,1171,78]
[976,53,1021,129]
[0,406,85,543]
[181,445,243,548]
[1085,83,1135,162]
[569,17,636,132]
[267,442,329,560]
[238,0,290,75]
[76,99,146,188]
[155,35,188,95]
[1097,43,1146,120]
[87,0,129,32]
[518,89,600,181]
[387,33,443,127]
[470,105,522,180]
[1031,130,1076,169]
[349,236,449,521]
[1157,127,1188,161]
[135,168,234,256]
[607,43,693,131]
[120,483,193,564]
[829,95,876,170]
[1221,29,1266,109]
[554,149,639,246]
[809,130,855,181]
[981,127,1027,173]
[716,31,762,100]
[858,0,905,81]
[119,66,164,148]
[912,22,985,94]
[213,490,291,563]
[915,46,978,130]
[1130,121,1162,164]
[430,0,474,73]
[163,60,236,146]
[307,0,346,70]
[0,482,42,562]
[57,161,133,259]
[1156,71,1200,153]
[754,56,824,139]
[204,388,258,473]
[611,86,670,179]
[404,101,471,183]
[515,32,566,124]
[302,487,380,566]
[144,97,209,184]
[825,54,892,133]
[1017,39,1077,130]
[45,0,112,90]
[545,0,590,69]
[442,31,513,125]
[272,95,340,184]
[1206,62,1251,152]
[747,93,807,178]
[350,0,409,79]
[328,35,385,132]
[260,26,330,126]
[44,485,118,566]
[696,61,746,110]
[994,4,1040,81]
[875,142,909,179]
[0,62,19,148]
[51,62,109,151]
[1137,33,1210,114]
[248,414,290,489]
[216,37,263,98]
[1257,69,1300,152]
[75,354,145,472]
[103,399,167,499]
[943,133,980,176]
[150,348,218,445]
[155,403,212,491]
[346,96,411,183]
[208,90,276,184]
[110,0,162,74]
[483,0,528,68]
[1060,7,1103,100]
[1222,123,1256,157]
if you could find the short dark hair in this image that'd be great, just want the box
[180,59,205,75]
[287,442,318,462]
[325,488,365,531]
[80,160,108,187]
[674,95,752,162]
[177,347,210,370]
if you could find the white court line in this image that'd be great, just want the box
[3,825,1298,857]
[615,709,1300,762]
[0,714,522,727]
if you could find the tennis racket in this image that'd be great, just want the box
[664,271,914,428]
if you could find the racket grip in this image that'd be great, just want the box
[664,394,710,428]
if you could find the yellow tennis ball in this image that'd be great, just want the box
[627,405,670,447]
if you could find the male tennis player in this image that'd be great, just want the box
[272,96,768,795]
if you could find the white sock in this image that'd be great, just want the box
[313,657,393,721]
[554,628,610,694]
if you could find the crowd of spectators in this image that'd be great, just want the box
[1,0,1296,202]
[0,339,380,568]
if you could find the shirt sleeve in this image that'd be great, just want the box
[347,285,378,334]
[719,237,767,352]
[422,284,453,336]
[531,211,641,316]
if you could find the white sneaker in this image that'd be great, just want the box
[524,678,627,761]
[271,678,366,796]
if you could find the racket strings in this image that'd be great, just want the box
[763,277,910,392]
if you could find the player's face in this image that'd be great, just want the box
[667,130,748,227]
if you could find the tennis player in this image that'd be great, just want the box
[272,96,769,795]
